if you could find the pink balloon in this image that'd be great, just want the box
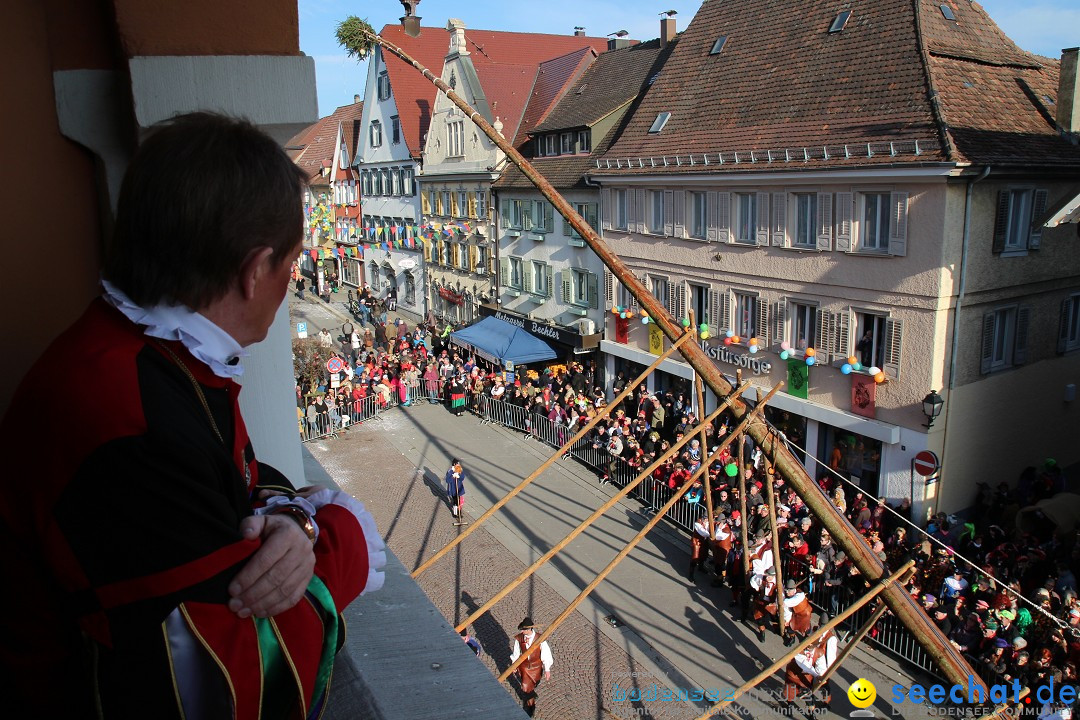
[780,341,791,351]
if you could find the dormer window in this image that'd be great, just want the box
[577,129,591,153]
[560,132,575,154]
[648,112,671,134]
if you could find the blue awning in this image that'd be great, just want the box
[450,316,556,366]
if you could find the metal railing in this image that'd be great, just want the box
[299,379,441,442]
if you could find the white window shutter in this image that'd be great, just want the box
[636,189,646,233]
[675,280,687,322]
[707,191,719,242]
[663,191,674,236]
[833,309,851,360]
[719,289,732,333]
[770,192,786,246]
[1013,305,1030,364]
[716,192,730,243]
[756,297,769,343]
[889,192,909,256]
[756,191,773,248]
[709,286,722,334]
[773,297,787,345]
[545,265,554,298]
[602,188,612,230]
[1029,189,1047,250]
[588,272,599,310]
[604,269,614,308]
[980,312,995,374]
[816,192,833,251]
[835,192,853,252]
[500,197,510,228]
[883,318,903,378]
[561,268,572,304]
[673,190,685,238]
[815,308,830,358]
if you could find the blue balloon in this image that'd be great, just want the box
[806,356,816,366]
[725,330,735,338]
[749,345,759,354]
[841,363,853,375]
[641,317,650,325]
[779,351,790,360]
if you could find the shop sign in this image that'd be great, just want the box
[479,305,585,348]
[700,341,773,375]
[438,287,465,305]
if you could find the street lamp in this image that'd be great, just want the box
[922,390,944,428]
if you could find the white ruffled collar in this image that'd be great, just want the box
[102,279,247,379]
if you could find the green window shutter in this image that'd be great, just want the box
[588,272,599,309]
[561,269,572,304]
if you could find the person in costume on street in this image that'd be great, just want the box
[781,578,814,646]
[783,628,838,712]
[0,112,385,718]
[445,459,467,517]
[510,617,553,717]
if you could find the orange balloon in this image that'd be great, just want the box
[805,347,816,357]
[731,335,741,344]
[611,307,620,315]
[748,337,758,346]
[874,372,886,383]
[640,309,649,317]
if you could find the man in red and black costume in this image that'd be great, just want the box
[0,113,385,718]
[783,628,839,712]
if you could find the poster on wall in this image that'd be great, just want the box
[850,374,877,419]
[786,359,809,399]
[615,317,630,344]
[648,323,664,356]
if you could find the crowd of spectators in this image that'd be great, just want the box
[294,291,1079,709]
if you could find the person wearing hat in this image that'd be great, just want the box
[749,528,775,589]
[689,512,712,581]
[509,617,553,716]
[710,512,734,588]
[444,459,466,518]
[782,578,813,646]
[751,567,779,642]
[783,626,838,711]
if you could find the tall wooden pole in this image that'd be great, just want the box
[454,383,750,633]
[694,559,916,720]
[735,369,751,608]
[498,383,783,683]
[689,311,715,540]
[763,451,786,635]
[361,27,984,693]
[412,331,692,577]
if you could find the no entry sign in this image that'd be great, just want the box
[913,450,940,477]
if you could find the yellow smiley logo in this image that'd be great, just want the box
[848,678,876,708]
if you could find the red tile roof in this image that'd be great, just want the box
[286,101,365,183]
[378,24,610,158]
[595,0,1080,174]
[512,47,597,148]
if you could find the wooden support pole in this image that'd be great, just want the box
[763,451,786,635]
[497,383,783,683]
[412,331,693,578]
[812,566,915,691]
[693,559,916,720]
[456,382,752,633]
[689,310,715,539]
[362,27,985,694]
[982,688,1030,720]
[735,370,751,598]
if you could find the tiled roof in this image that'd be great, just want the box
[286,102,364,183]
[379,24,610,158]
[512,47,597,148]
[496,39,677,191]
[595,0,1080,174]
[534,38,670,133]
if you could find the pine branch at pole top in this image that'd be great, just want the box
[497,382,783,684]
[455,381,752,634]
[360,25,984,693]
[412,330,694,578]
[694,559,916,720]
[688,310,715,540]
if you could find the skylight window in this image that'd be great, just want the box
[648,112,671,134]
[829,10,852,33]
[710,36,728,55]
[939,4,956,21]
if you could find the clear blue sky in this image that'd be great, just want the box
[299,0,1079,117]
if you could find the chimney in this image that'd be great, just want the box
[354,94,361,104]
[574,26,586,37]
[446,18,469,56]
[607,37,632,51]
[661,16,676,48]
[1059,47,1080,134]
